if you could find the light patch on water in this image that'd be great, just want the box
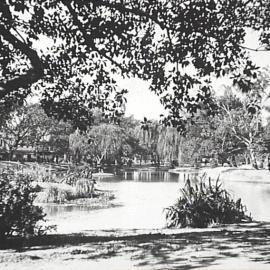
[43,170,270,234]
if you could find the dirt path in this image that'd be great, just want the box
[1,222,270,270]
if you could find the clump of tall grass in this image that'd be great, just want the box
[36,179,97,203]
[165,174,252,228]
[36,186,74,203]
[75,179,96,198]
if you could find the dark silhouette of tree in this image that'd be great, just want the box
[1,1,270,130]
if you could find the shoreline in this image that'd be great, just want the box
[169,166,270,184]
[1,167,270,269]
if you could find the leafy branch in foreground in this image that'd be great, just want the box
[1,1,270,131]
[165,174,252,228]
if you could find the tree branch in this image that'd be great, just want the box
[238,44,270,52]
[64,1,127,73]
[87,0,166,29]
[0,26,44,100]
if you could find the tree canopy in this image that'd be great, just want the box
[69,123,128,163]
[1,1,270,130]
[0,104,53,156]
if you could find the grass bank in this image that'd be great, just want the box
[1,222,270,270]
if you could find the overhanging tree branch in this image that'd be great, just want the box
[0,26,44,100]
[64,1,127,73]
[87,0,166,30]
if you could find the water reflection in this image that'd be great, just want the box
[99,169,199,183]
[122,170,177,182]
[43,169,270,234]
[43,204,97,216]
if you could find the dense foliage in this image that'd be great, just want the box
[0,93,269,167]
[0,104,73,159]
[1,1,270,130]
[69,123,129,164]
[165,174,252,228]
[0,169,50,240]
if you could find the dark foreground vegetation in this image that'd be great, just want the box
[0,168,53,241]
[165,174,252,228]
[0,165,116,242]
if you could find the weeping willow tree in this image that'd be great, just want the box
[135,119,162,164]
[137,121,211,166]
[69,129,90,163]
[156,115,219,166]
[69,123,128,164]
[86,123,128,164]
[157,127,183,165]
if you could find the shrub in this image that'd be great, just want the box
[0,169,51,240]
[37,186,74,203]
[165,174,252,228]
[75,179,95,198]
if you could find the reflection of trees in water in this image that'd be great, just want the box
[43,204,90,216]
[122,170,179,182]
[121,169,203,182]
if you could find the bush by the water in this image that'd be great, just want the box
[165,174,252,228]
[0,169,51,240]
[35,178,97,203]
[36,185,74,203]
[75,179,95,198]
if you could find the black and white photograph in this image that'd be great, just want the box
[1,1,270,269]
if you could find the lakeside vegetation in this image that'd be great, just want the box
[0,168,53,241]
[1,78,270,241]
[1,77,270,170]
[165,174,252,228]
[2,1,270,268]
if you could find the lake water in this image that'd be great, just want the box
[43,169,270,234]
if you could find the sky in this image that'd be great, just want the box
[122,30,270,120]
[118,78,165,120]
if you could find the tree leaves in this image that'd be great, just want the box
[1,0,270,130]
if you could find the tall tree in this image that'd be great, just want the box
[41,120,73,157]
[69,129,90,163]
[157,127,182,164]
[1,1,270,130]
[0,104,53,158]
[217,73,270,168]
[69,123,128,164]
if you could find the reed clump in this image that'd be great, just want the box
[165,173,252,228]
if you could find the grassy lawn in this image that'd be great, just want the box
[1,222,270,270]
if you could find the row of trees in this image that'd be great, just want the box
[0,104,72,160]
[1,77,270,168]
[129,71,270,168]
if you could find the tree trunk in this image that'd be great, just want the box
[249,148,258,169]
[244,153,250,165]
[231,155,237,167]
[8,151,13,161]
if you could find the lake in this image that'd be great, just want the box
[43,169,270,234]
